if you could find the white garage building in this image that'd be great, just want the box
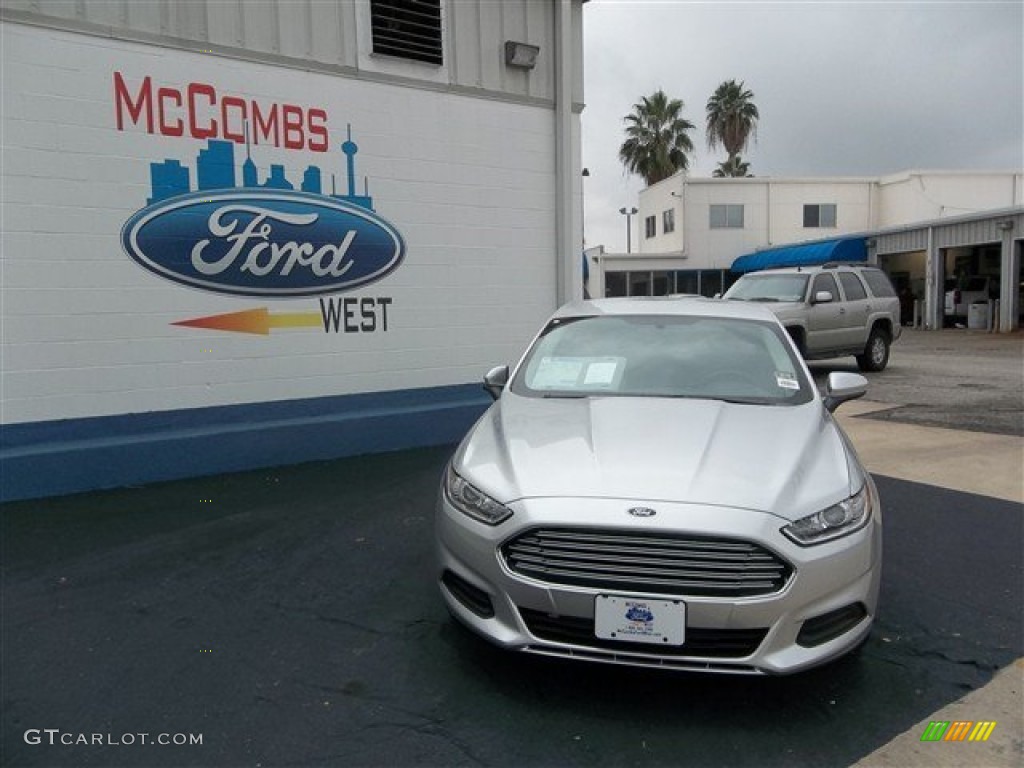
[0,0,586,501]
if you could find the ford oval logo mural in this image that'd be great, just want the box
[122,134,405,298]
[122,189,404,297]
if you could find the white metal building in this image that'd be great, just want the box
[0,0,586,500]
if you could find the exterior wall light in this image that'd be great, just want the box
[995,220,1014,231]
[505,41,540,69]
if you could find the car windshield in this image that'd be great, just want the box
[723,274,809,303]
[512,314,813,405]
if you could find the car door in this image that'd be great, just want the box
[805,273,844,354]
[836,271,871,348]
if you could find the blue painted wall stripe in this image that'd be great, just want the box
[0,384,491,502]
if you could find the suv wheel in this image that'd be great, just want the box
[857,328,890,372]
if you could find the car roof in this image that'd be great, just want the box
[552,296,780,323]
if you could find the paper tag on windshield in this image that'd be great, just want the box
[583,359,620,387]
[775,372,800,390]
[533,357,584,388]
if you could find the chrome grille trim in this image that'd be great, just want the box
[501,528,792,597]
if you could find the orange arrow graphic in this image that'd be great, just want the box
[173,308,321,335]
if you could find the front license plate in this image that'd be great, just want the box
[594,595,685,646]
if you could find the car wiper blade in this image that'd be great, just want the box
[540,392,587,399]
[745,297,781,302]
[715,396,779,405]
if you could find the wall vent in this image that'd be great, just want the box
[371,1,443,66]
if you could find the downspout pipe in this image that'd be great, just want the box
[554,0,580,305]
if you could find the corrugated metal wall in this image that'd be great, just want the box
[876,212,1023,255]
[1,0,573,104]
[876,230,927,254]
[3,0,360,64]
[933,215,1020,249]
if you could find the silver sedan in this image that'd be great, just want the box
[435,297,881,674]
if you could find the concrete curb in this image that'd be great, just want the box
[837,400,1024,504]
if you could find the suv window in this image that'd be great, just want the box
[811,273,839,300]
[862,270,897,298]
[837,272,867,300]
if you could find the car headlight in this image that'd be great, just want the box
[782,485,871,546]
[444,464,513,526]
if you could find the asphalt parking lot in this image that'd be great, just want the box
[808,327,1023,436]
[2,328,1022,768]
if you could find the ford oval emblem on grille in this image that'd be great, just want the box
[627,507,657,518]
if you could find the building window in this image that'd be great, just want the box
[662,209,675,234]
[606,270,730,298]
[674,270,699,295]
[652,271,671,295]
[701,270,723,298]
[605,272,627,297]
[630,272,652,295]
[371,0,443,65]
[803,203,837,228]
[710,204,744,229]
[643,215,659,239]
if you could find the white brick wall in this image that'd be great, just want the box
[1,22,559,424]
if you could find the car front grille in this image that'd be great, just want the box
[518,607,768,658]
[501,527,792,598]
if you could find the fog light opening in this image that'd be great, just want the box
[797,602,868,647]
[441,570,495,619]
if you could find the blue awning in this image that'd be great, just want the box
[731,237,867,273]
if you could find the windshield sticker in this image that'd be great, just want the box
[532,357,585,389]
[583,358,623,388]
[775,372,800,390]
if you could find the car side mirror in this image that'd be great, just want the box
[823,372,868,412]
[483,365,510,400]
[812,290,834,305]
[713,292,722,299]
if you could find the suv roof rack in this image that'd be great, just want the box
[819,262,876,270]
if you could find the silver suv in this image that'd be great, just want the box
[723,263,901,371]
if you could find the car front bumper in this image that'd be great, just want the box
[435,487,882,675]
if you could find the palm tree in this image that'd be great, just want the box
[712,156,752,178]
[619,90,695,186]
[706,80,759,176]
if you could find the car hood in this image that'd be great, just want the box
[456,393,858,521]
[756,301,805,318]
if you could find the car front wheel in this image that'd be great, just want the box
[857,328,890,372]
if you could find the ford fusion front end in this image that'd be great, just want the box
[435,300,882,675]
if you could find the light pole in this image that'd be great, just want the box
[619,206,638,253]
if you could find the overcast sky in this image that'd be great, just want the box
[581,0,1024,252]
